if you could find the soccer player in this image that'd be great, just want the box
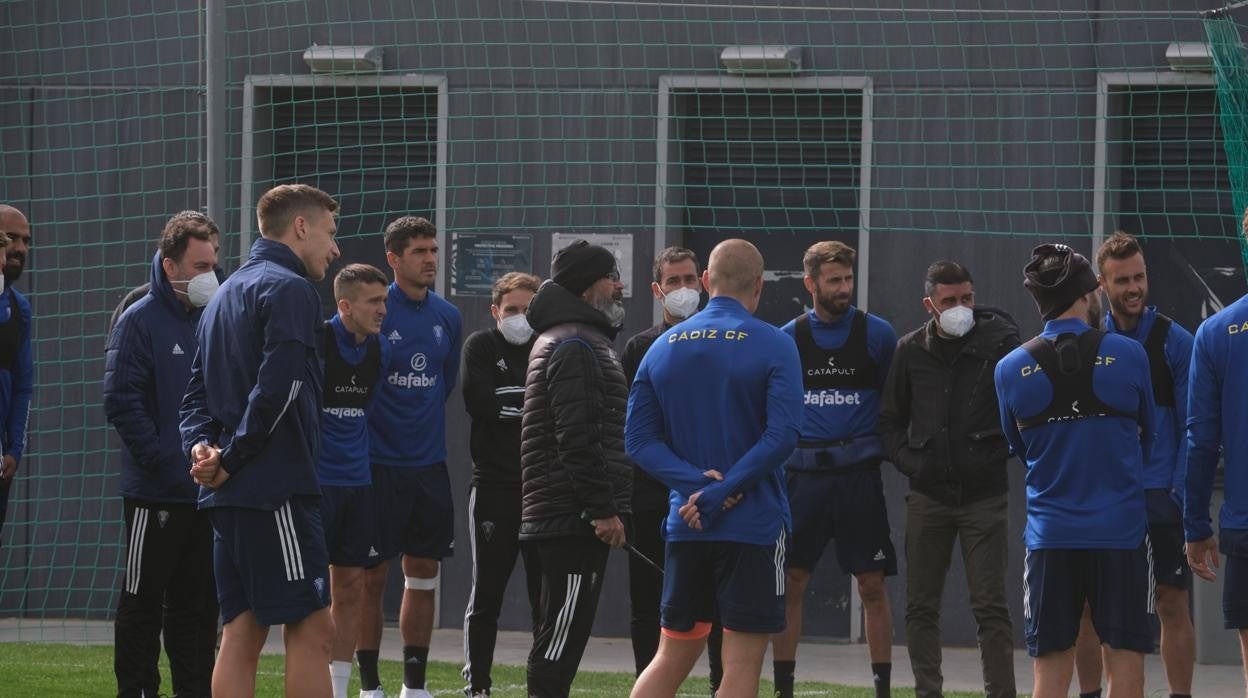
[996,243,1154,698]
[1185,210,1248,695]
[179,183,341,698]
[879,260,1019,698]
[520,239,631,697]
[772,241,898,698]
[0,204,32,548]
[460,271,542,697]
[358,216,462,698]
[626,238,803,698]
[104,211,221,698]
[1075,231,1195,698]
[318,263,389,698]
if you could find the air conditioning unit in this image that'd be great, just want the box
[720,45,802,75]
[1166,42,1213,72]
[302,45,383,74]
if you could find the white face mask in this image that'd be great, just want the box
[498,314,534,345]
[661,287,700,320]
[935,304,975,338]
[183,271,220,308]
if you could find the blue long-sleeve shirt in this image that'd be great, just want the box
[996,318,1153,550]
[0,286,32,465]
[367,283,462,468]
[780,307,896,442]
[179,238,324,510]
[626,296,804,544]
[1105,306,1193,497]
[1185,294,1248,542]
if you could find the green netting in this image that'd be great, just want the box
[0,0,1246,643]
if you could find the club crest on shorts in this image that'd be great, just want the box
[481,520,495,541]
[156,510,170,528]
[313,577,326,598]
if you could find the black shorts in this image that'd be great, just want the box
[1221,529,1248,629]
[1145,490,1188,590]
[211,497,330,626]
[786,467,897,576]
[371,462,455,561]
[1022,539,1156,657]
[661,531,787,634]
[320,484,381,568]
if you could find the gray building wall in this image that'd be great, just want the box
[0,0,1238,648]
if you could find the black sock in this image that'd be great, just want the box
[356,649,380,691]
[773,659,795,697]
[871,662,891,698]
[1079,691,1103,698]
[1170,694,1192,698]
[403,645,429,689]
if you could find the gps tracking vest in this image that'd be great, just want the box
[1015,330,1136,430]
[322,322,381,417]
[1142,314,1175,407]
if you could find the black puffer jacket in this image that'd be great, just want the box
[519,280,632,540]
[880,306,1021,506]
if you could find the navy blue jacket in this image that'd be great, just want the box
[179,238,323,510]
[104,252,201,503]
[0,285,32,466]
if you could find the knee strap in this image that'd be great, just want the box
[404,576,438,591]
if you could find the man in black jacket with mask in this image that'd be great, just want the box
[520,239,632,698]
[879,260,1020,698]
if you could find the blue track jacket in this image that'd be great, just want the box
[996,318,1153,550]
[104,252,202,504]
[1185,294,1248,543]
[0,285,32,468]
[626,296,804,544]
[179,238,323,510]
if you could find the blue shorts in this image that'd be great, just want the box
[786,467,897,576]
[660,530,787,634]
[1220,528,1248,629]
[1022,540,1156,657]
[1145,490,1188,590]
[371,462,455,561]
[211,497,331,626]
[321,484,381,568]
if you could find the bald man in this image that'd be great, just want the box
[626,239,804,698]
[0,205,33,547]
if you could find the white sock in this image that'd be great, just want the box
[330,660,352,698]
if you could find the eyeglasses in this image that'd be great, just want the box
[606,270,621,282]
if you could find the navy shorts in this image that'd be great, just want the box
[786,467,897,576]
[321,484,381,568]
[211,496,331,626]
[1145,490,1188,590]
[371,462,455,561]
[1022,539,1156,657]
[1221,529,1248,629]
[661,530,788,634]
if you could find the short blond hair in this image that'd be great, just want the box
[491,272,540,306]
[803,241,855,277]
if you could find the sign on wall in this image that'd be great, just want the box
[550,232,634,298]
[450,232,534,296]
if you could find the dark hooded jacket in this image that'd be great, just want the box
[103,252,203,503]
[519,280,632,539]
[880,305,1021,506]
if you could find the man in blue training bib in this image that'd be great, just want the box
[995,243,1155,698]
[627,238,803,698]
[772,240,899,698]
[317,263,389,698]
[1185,209,1248,690]
[180,184,341,697]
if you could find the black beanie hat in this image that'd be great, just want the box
[551,239,618,297]
[1023,243,1099,321]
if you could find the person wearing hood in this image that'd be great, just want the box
[519,239,632,697]
[879,260,1020,698]
[459,271,543,698]
[108,221,224,333]
[103,210,222,698]
[995,243,1154,698]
